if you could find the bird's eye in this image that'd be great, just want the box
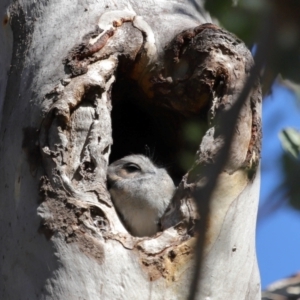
[123,163,141,173]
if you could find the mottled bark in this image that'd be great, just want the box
[0,1,261,299]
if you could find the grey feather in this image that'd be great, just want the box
[107,155,175,237]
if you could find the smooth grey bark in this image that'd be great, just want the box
[0,1,261,299]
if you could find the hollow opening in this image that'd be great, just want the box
[110,63,209,184]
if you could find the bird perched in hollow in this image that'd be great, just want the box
[107,155,175,237]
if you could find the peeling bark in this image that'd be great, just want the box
[0,1,261,299]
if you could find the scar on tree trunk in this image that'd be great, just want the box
[34,13,261,281]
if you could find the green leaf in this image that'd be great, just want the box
[278,77,300,101]
[282,153,300,210]
[279,127,300,159]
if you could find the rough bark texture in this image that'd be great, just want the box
[0,1,261,299]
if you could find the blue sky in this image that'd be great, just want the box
[256,82,300,288]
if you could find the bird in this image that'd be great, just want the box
[107,154,175,237]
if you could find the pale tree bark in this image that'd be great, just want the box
[0,1,261,299]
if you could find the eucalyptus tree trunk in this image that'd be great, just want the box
[0,0,262,299]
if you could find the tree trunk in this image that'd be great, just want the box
[0,1,261,299]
